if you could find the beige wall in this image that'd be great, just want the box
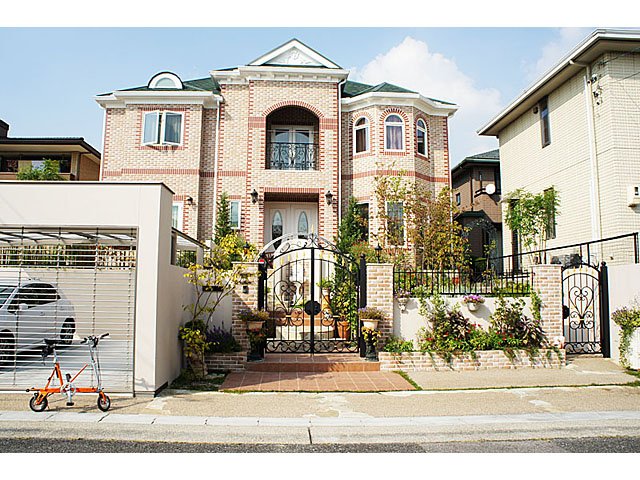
[0,182,193,394]
[607,262,640,366]
[497,51,640,265]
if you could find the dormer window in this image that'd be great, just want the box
[142,111,183,146]
[148,72,183,90]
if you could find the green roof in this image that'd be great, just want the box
[341,80,454,105]
[451,149,500,175]
[99,77,220,96]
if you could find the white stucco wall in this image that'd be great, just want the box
[0,181,190,394]
[393,296,533,347]
[607,263,640,366]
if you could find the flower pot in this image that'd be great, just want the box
[247,320,265,332]
[397,297,409,312]
[467,303,478,312]
[361,319,379,329]
[337,321,350,339]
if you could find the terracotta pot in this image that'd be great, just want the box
[361,319,379,329]
[337,321,351,339]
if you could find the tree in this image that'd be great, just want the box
[214,192,232,242]
[16,159,64,181]
[405,185,470,271]
[503,187,560,254]
[336,197,366,256]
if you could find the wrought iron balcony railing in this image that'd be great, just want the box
[267,142,318,170]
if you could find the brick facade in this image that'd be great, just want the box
[365,263,394,344]
[97,40,457,247]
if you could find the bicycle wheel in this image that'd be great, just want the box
[29,394,48,412]
[97,394,111,412]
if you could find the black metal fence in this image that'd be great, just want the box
[489,232,639,272]
[394,269,532,297]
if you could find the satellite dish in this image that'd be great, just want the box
[485,183,496,195]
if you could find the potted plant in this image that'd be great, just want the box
[336,315,351,339]
[612,306,640,369]
[362,327,381,361]
[358,307,386,330]
[395,289,411,312]
[462,294,485,312]
[239,309,270,332]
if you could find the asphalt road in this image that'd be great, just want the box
[1,435,639,452]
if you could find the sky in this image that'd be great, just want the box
[0,26,600,165]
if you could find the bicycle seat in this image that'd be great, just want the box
[44,339,57,346]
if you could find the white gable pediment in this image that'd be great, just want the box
[249,39,340,69]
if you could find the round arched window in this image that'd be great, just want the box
[385,114,404,151]
[354,117,369,153]
[416,119,427,156]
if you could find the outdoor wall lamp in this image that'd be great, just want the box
[375,243,383,263]
[251,189,259,204]
[325,191,333,206]
[186,196,194,206]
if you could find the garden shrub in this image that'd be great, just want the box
[489,297,546,348]
[382,336,414,353]
[206,325,243,353]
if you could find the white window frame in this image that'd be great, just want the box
[148,72,183,90]
[142,110,184,146]
[416,119,427,157]
[230,200,241,230]
[353,117,370,154]
[384,114,405,152]
[172,202,184,231]
[386,201,406,246]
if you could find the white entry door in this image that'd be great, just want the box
[265,203,318,248]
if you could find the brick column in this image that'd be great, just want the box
[365,263,394,344]
[231,262,259,351]
[531,264,563,340]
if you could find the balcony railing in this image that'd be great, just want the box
[267,142,318,170]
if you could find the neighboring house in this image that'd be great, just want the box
[95,39,458,247]
[479,29,640,266]
[0,119,101,181]
[451,149,502,267]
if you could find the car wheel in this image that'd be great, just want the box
[60,319,75,345]
[0,332,16,368]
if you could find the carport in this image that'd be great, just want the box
[0,182,201,395]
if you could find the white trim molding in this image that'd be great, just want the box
[249,39,341,69]
[95,91,221,109]
[148,72,183,90]
[342,91,458,117]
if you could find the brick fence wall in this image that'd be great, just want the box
[365,263,394,344]
[205,352,247,373]
[231,262,259,352]
[379,349,566,371]
[531,264,563,340]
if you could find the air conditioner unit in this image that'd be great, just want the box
[628,185,640,207]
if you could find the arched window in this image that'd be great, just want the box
[384,114,404,151]
[354,117,369,153]
[297,212,309,236]
[272,211,283,248]
[416,119,427,156]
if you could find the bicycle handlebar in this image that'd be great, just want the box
[81,333,110,347]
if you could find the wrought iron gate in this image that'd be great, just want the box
[561,261,610,355]
[258,234,364,354]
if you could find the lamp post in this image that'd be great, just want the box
[375,243,383,263]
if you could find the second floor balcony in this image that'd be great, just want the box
[267,141,319,170]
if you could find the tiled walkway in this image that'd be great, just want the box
[220,371,414,392]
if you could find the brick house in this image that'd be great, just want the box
[478,29,640,265]
[0,119,101,181]
[96,39,458,250]
[451,149,503,265]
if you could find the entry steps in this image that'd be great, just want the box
[246,353,380,372]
